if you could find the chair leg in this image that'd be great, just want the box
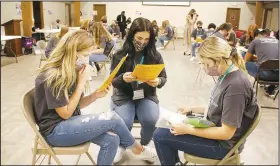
[173,41,175,50]
[48,155,51,165]
[253,80,256,87]
[39,60,42,68]
[274,90,279,101]
[75,154,82,165]
[255,82,258,97]
[50,154,62,165]
[195,67,202,83]
[86,152,96,165]
[32,136,39,165]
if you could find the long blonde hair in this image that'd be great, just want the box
[90,22,112,47]
[37,30,94,98]
[198,36,247,73]
[80,19,90,31]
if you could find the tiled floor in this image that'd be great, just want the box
[1,40,278,165]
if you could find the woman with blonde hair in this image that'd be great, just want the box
[45,26,69,58]
[153,36,257,165]
[184,9,198,55]
[89,22,115,72]
[34,30,157,165]
[157,20,173,48]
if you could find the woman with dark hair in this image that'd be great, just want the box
[110,17,167,164]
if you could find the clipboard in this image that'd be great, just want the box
[131,64,165,82]
[98,55,128,91]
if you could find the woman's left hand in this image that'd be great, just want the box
[94,85,111,99]
[146,78,160,87]
[170,123,193,136]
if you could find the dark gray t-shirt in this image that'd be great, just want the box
[191,28,206,40]
[207,70,257,152]
[213,31,225,40]
[34,72,81,137]
[247,37,279,65]
[165,26,173,39]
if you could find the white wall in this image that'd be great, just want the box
[43,2,65,29]
[81,2,256,30]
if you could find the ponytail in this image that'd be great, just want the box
[229,47,247,74]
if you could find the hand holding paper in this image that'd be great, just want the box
[98,55,128,91]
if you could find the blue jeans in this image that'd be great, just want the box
[153,128,230,165]
[246,62,279,94]
[157,35,171,47]
[46,112,136,165]
[111,99,159,145]
[89,54,107,63]
[191,42,201,57]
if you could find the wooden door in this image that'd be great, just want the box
[226,8,241,30]
[93,4,106,22]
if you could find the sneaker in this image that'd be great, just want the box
[190,57,195,61]
[131,146,157,163]
[113,147,125,164]
[175,161,184,165]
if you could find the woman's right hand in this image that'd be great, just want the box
[77,65,90,87]
[123,72,136,83]
[177,107,192,115]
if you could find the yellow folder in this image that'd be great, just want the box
[98,55,128,91]
[131,64,165,82]
[196,37,203,43]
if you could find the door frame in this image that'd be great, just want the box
[40,2,44,29]
[65,3,71,26]
[262,8,273,29]
[226,8,241,30]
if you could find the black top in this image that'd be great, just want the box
[111,50,167,106]
[116,14,126,28]
[34,72,81,137]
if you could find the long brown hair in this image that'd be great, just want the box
[188,9,196,16]
[245,24,258,44]
[90,22,112,47]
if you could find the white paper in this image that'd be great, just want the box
[156,106,186,129]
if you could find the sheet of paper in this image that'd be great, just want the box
[156,106,186,129]
[98,55,128,91]
[131,64,165,82]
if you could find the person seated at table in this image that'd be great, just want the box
[190,21,206,61]
[157,20,173,49]
[205,23,216,37]
[31,19,41,45]
[153,36,257,165]
[45,26,69,58]
[56,19,62,29]
[89,22,115,73]
[238,24,258,48]
[226,23,237,47]
[244,29,279,98]
[213,23,232,40]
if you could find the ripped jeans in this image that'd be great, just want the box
[153,128,230,165]
[46,112,136,165]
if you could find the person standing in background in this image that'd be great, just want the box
[117,11,127,39]
[184,9,198,56]
[152,20,159,41]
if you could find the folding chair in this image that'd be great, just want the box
[253,59,279,109]
[184,103,262,165]
[98,43,116,71]
[164,26,177,50]
[21,88,96,165]
[36,40,47,68]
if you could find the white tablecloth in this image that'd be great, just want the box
[1,35,21,41]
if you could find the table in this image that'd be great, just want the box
[35,29,60,34]
[1,35,22,63]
